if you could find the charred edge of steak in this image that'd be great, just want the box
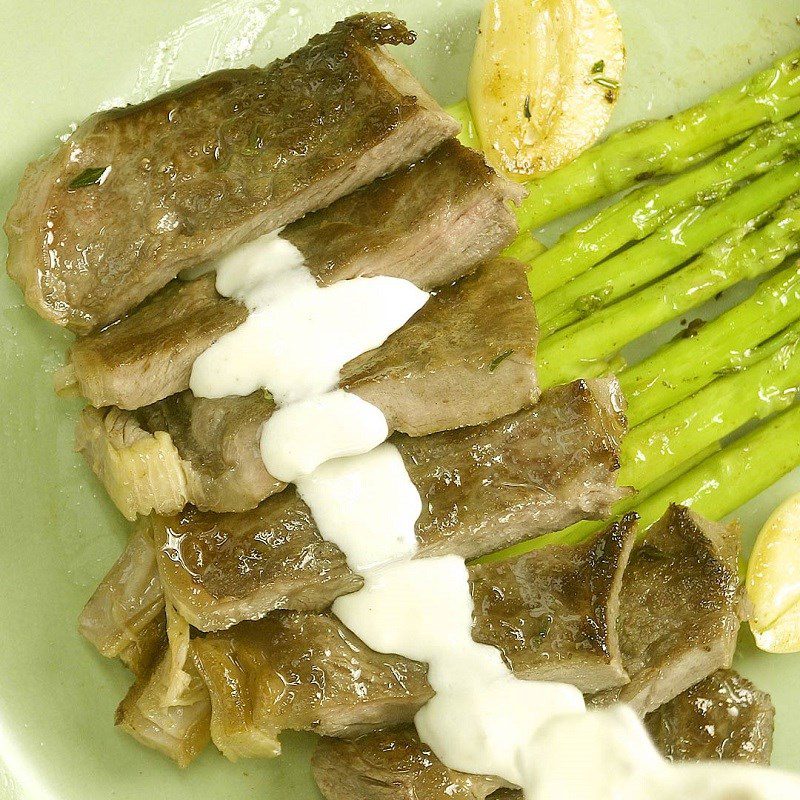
[590,503,742,716]
[645,669,775,766]
[469,513,638,693]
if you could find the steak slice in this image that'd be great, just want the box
[645,669,775,765]
[150,379,628,631]
[78,521,165,669]
[60,141,523,410]
[116,643,212,768]
[311,728,507,800]
[187,520,634,760]
[5,13,459,333]
[76,258,540,519]
[311,669,775,800]
[193,613,433,761]
[470,514,638,693]
[591,505,742,715]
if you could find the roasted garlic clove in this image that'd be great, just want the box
[747,492,800,653]
[468,0,625,180]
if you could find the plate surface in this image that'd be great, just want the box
[1,1,799,797]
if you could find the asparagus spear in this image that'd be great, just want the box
[510,48,800,233]
[523,121,800,298]
[622,333,800,492]
[537,193,800,388]
[621,262,800,426]
[633,403,800,531]
[536,160,800,335]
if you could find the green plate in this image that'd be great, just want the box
[1,1,799,797]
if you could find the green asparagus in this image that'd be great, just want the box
[536,160,800,335]
[621,333,800,493]
[633,403,800,531]
[621,264,800,426]
[537,194,800,388]
[447,99,481,151]
[523,122,800,299]
[510,48,800,232]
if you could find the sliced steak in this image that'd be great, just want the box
[116,643,211,768]
[5,13,459,333]
[150,379,628,631]
[187,520,634,759]
[78,521,165,667]
[591,505,742,715]
[192,613,433,761]
[645,669,775,765]
[311,728,507,800]
[76,258,540,519]
[311,669,775,800]
[60,141,523,409]
[307,508,746,799]
[470,514,638,693]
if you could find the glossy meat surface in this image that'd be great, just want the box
[192,613,433,760]
[312,669,775,800]
[591,505,742,715]
[312,728,507,800]
[5,13,458,332]
[150,379,628,631]
[471,514,637,693]
[61,141,523,410]
[180,521,634,758]
[646,669,774,765]
[76,258,540,519]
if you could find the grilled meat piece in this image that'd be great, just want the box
[304,509,743,798]
[60,141,523,410]
[150,379,628,631]
[312,728,507,800]
[5,13,459,333]
[646,669,775,765]
[78,521,165,669]
[183,520,634,759]
[312,669,775,800]
[75,258,540,519]
[193,613,433,761]
[591,505,742,715]
[470,514,638,693]
[116,643,211,768]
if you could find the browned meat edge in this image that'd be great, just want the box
[149,378,628,631]
[60,140,524,409]
[5,13,459,332]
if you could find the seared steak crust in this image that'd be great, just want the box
[646,669,774,765]
[591,505,742,715]
[471,514,638,693]
[150,380,628,631]
[61,141,523,410]
[5,13,458,332]
[76,258,540,519]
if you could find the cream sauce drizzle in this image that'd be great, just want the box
[192,232,800,799]
[190,231,428,403]
[260,390,388,483]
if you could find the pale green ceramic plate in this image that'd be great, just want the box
[1,2,799,798]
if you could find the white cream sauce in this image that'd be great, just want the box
[190,231,428,403]
[296,444,421,573]
[192,231,800,799]
[260,390,388,483]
